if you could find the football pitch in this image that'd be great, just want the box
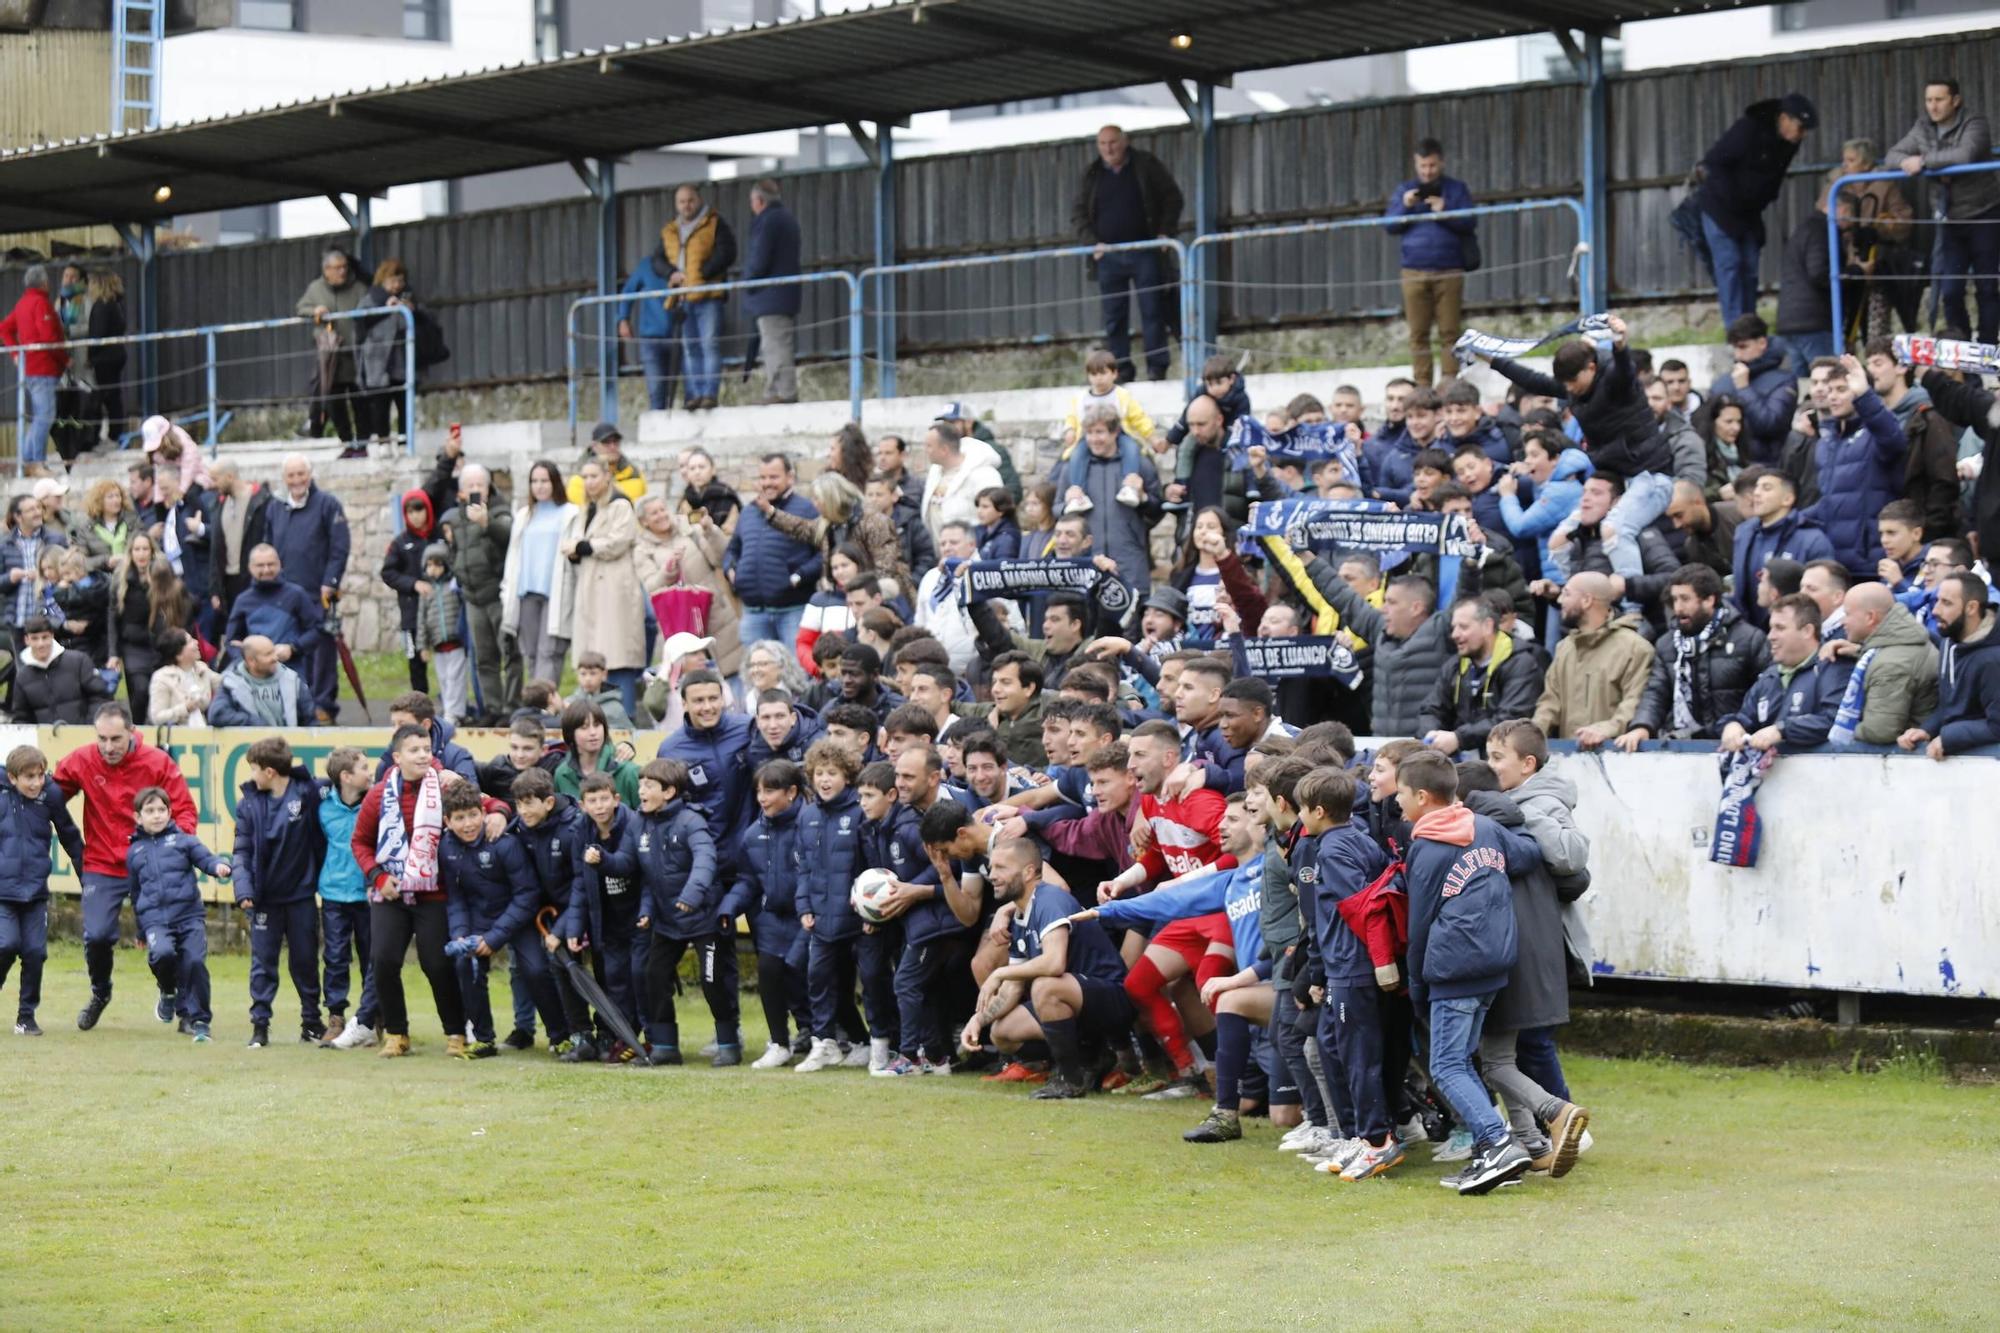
[3,948,1995,1330]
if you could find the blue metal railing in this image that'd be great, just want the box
[1828,158,2000,348]
[6,306,416,475]
[564,270,863,441]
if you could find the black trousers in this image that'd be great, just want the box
[368,898,464,1039]
[643,931,741,1050]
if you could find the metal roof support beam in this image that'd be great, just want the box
[1577,30,1609,309]
[871,123,897,398]
[114,221,160,419]
[1188,79,1219,377]
[846,120,880,169]
[585,158,620,425]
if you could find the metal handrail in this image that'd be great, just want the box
[565,270,863,440]
[1827,159,2000,348]
[5,305,417,473]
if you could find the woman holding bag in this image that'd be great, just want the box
[634,492,741,676]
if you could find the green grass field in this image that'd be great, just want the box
[4,946,1997,1330]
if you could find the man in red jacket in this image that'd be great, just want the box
[54,702,197,1030]
[0,266,69,476]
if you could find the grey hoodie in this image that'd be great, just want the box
[1516,765,1594,988]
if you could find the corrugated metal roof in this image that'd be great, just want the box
[0,0,1749,232]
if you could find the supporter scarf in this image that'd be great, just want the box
[1710,746,1774,869]
[1236,498,1477,564]
[1669,614,1723,737]
[929,558,964,610]
[376,765,444,903]
[1893,333,2000,376]
[1453,313,1612,365]
[1827,647,1874,747]
[957,556,1133,618]
[1231,634,1363,689]
[1225,418,1363,482]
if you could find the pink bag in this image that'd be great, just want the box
[651,586,713,638]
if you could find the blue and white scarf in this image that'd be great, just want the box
[1710,746,1774,869]
[1827,647,1875,747]
[1453,313,1612,365]
[1224,418,1363,483]
[374,764,443,903]
[1893,333,2000,376]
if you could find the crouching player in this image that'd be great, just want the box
[1079,795,1284,1142]
[963,837,1132,1100]
[440,780,538,1059]
[0,746,84,1035]
[128,786,232,1042]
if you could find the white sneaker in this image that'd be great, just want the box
[1290,1126,1340,1157]
[330,1022,377,1050]
[1396,1115,1428,1145]
[1310,1138,1367,1174]
[749,1041,793,1070]
[1578,1128,1594,1155]
[868,1036,892,1072]
[841,1041,874,1069]
[795,1038,844,1072]
[1276,1124,1315,1152]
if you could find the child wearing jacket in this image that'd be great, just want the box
[232,737,327,1049]
[734,759,812,1069]
[128,786,232,1043]
[572,771,647,1062]
[503,767,588,1058]
[1397,749,1543,1197]
[792,738,871,1073]
[0,745,85,1036]
[630,758,734,1067]
[318,747,380,1050]
[415,542,469,724]
[378,488,436,693]
[851,763,908,1072]
[439,780,537,1059]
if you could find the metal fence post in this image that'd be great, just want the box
[204,331,219,452]
[13,350,23,479]
[1828,160,2000,349]
[402,302,418,455]
[846,272,864,423]
[1581,32,1609,311]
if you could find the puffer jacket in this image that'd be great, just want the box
[127,826,227,929]
[1417,633,1543,755]
[725,485,821,608]
[1304,554,1450,737]
[1846,604,1940,746]
[794,787,866,943]
[1465,789,1574,1033]
[1803,387,1908,577]
[442,830,537,947]
[0,776,84,903]
[633,799,720,941]
[1500,446,1590,573]
[13,644,112,724]
[1707,346,1799,467]
[1731,508,1834,630]
[1630,603,1771,740]
[735,801,805,959]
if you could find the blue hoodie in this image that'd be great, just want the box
[0,775,83,904]
[1403,805,1540,1005]
[734,800,804,957]
[657,710,754,865]
[1500,447,1591,577]
[127,826,228,930]
[231,766,325,907]
[1731,508,1835,630]
[1311,818,1393,984]
[441,828,538,948]
[315,779,367,904]
[633,798,720,940]
[1924,620,2000,754]
[1096,855,1268,976]
[794,786,866,942]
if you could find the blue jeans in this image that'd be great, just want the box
[738,604,807,658]
[1516,1025,1570,1101]
[21,376,55,465]
[1786,330,1835,365]
[1935,205,2000,343]
[1426,992,1508,1148]
[606,667,641,719]
[1701,213,1762,325]
[1097,249,1172,380]
[680,300,722,401]
[1606,469,1674,609]
[639,334,679,411]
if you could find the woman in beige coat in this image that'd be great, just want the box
[559,458,647,710]
[634,492,741,677]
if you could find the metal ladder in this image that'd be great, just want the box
[111,0,165,134]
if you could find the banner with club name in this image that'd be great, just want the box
[957,556,1134,618]
[1224,417,1363,483]
[1232,635,1364,689]
[1237,497,1478,562]
[1893,333,2000,375]
[1453,312,1612,365]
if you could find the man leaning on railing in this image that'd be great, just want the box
[1888,77,2000,344]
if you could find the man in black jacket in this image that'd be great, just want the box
[1418,596,1542,756]
[1775,192,1853,364]
[1617,564,1771,748]
[1071,125,1183,384]
[1919,369,2000,563]
[1697,93,1818,323]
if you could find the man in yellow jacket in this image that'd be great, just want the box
[661,184,738,411]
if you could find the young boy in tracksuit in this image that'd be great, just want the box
[863,761,962,1078]
[128,786,232,1043]
[1397,749,1542,1196]
[572,771,647,1062]
[318,747,379,1049]
[439,780,538,1059]
[852,762,907,1073]
[505,767,587,1057]
[630,758,735,1068]
[0,745,84,1036]
[792,738,871,1073]
[1297,767,1402,1182]
[232,736,326,1049]
[735,759,811,1069]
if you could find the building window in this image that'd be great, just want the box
[535,0,566,58]
[404,0,448,41]
[240,0,300,30]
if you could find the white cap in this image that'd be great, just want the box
[30,477,68,500]
[660,632,716,665]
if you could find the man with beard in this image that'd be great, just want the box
[1618,564,1771,749]
[1531,573,1656,748]
[834,643,904,724]
[1896,575,2000,760]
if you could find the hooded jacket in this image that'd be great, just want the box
[920,437,1007,536]
[415,546,466,653]
[1404,803,1540,1005]
[1731,508,1834,630]
[1417,631,1542,755]
[1848,604,1941,746]
[1895,392,1965,543]
[1698,99,1804,243]
[508,794,589,916]
[795,787,866,942]
[127,826,227,930]
[1707,344,1800,468]
[1631,603,1772,740]
[864,799,958,947]
[1924,615,2000,754]
[1492,341,1670,483]
[1803,388,1908,577]
[1302,553,1450,738]
[0,286,68,378]
[1500,446,1591,574]
[1727,652,1854,750]
[566,803,642,941]
[208,658,310,728]
[1464,789,1574,1034]
[616,251,678,340]
[0,775,83,904]
[1532,611,1655,740]
[369,718,480,786]
[230,766,325,906]
[316,778,367,904]
[380,488,436,634]
[734,800,805,958]
[13,643,112,725]
[630,798,720,940]
[442,828,538,947]
[54,734,196,878]
[1308,817,1393,986]
[745,701,822,772]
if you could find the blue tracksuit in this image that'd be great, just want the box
[869,800,955,1061]
[441,827,538,1045]
[1726,656,1854,750]
[1310,818,1396,1143]
[0,776,82,1021]
[233,769,325,1027]
[634,798,737,1051]
[571,805,646,1035]
[315,781,376,1029]
[127,826,228,1027]
[506,796,590,1043]
[733,800,810,1048]
[795,786,869,1040]
[1730,510,1835,630]
[656,711,754,867]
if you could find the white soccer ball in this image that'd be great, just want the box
[850,867,898,924]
